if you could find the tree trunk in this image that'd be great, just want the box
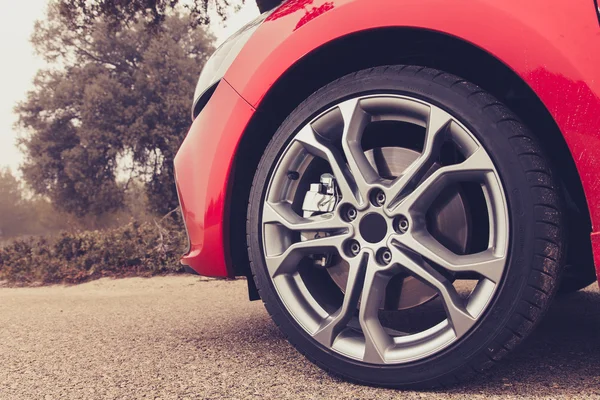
[256,0,283,13]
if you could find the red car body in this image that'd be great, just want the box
[174,0,600,282]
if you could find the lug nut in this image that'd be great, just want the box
[377,247,393,265]
[395,216,409,234]
[370,189,386,207]
[346,206,357,221]
[382,249,392,263]
[347,240,361,257]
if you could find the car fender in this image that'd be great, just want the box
[178,0,600,280]
[226,0,600,225]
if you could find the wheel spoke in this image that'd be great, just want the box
[397,147,495,213]
[313,252,368,346]
[265,234,346,277]
[389,243,476,337]
[295,124,364,206]
[398,231,505,283]
[338,99,381,193]
[358,256,398,363]
[263,202,348,232]
[386,107,452,208]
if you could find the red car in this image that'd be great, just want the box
[174,0,600,387]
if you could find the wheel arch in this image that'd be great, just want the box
[228,27,593,285]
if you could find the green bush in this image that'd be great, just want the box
[0,219,187,286]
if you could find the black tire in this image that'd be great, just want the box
[247,66,565,388]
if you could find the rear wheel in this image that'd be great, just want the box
[247,66,565,387]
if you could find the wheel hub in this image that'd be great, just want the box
[326,146,470,310]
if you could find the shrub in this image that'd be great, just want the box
[0,218,187,286]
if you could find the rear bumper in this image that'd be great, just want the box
[174,80,255,277]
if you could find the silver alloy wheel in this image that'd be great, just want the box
[261,94,509,364]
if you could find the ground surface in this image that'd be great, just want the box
[1,276,600,399]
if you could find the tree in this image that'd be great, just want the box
[56,0,283,29]
[17,2,214,217]
[0,169,27,238]
[0,168,67,238]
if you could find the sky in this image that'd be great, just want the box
[0,0,259,175]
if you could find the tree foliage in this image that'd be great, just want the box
[17,2,214,217]
[0,169,74,240]
[0,169,27,238]
[56,0,282,28]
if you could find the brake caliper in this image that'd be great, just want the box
[301,173,339,267]
[301,173,338,217]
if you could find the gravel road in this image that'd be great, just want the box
[1,276,600,399]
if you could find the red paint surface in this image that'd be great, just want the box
[174,80,254,276]
[175,0,600,278]
[592,232,600,284]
